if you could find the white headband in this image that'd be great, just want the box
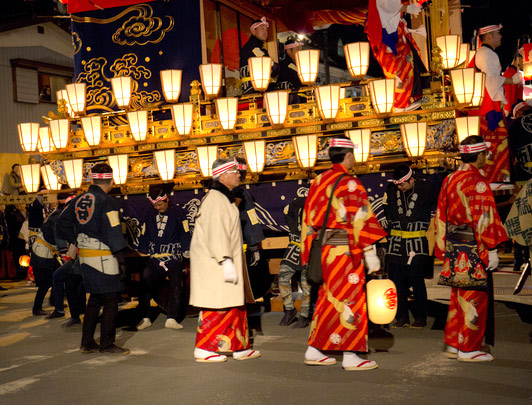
[212,160,237,178]
[148,194,168,204]
[91,172,113,179]
[251,17,269,31]
[479,24,502,35]
[459,141,491,154]
[389,168,413,185]
[329,138,354,149]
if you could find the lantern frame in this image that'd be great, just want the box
[63,159,84,189]
[295,49,320,86]
[344,42,370,78]
[368,78,395,114]
[436,35,462,69]
[264,90,289,125]
[17,122,39,153]
[315,84,341,120]
[153,150,175,181]
[160,69,182,103]
[108,154,129,185]
[111,76,133,109]
[401,122,427,158]
[243,140,266,173]
[20,163,41,194]
[346,129,372,163]
[196,145,218,177]
[248,57,272,92]
[199,64,222,99]
[292,135,317,169]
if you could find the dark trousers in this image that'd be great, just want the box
[139,260,183,321]
[53,261,72,313]
[81,292,119,349]
[388,261,427,323]
[66,273,86,320]
[33,266,54,312]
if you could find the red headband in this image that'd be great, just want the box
[329,138,354,149]
[212,160,237,178]
[251,17,269,31]
[237,164,247,170]
[479,24,502,36]
[91,172,113,179]
[459,141,491,154]
[148,194,168,204]
[392,168,413,185]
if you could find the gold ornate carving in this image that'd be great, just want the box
[138,144,155,151]
[296,125,320,134]
[327,122,352,131]
[73,151,92,158]
[72,32,82,55]
[212,135,234,143]
[115,146,135,154]
[431,110,455,120]
[239,132,262,140]
[94,148,111,156]
[360,119,384,127]
[180,138,207,146]
[390,115,418,124]
[267,128,291,137]
[157,141,179,149]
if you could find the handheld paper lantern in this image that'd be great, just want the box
[366,278,397,324]
[19,255,31,268]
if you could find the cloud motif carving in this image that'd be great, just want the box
[112,5,174,46]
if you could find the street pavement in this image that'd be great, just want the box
[0,267,531,405]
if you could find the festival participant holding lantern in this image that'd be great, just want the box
[435,136,508,362]
[300,136,387,371]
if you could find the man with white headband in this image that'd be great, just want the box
[190,158,260,362]
[239,16,279,95]
[57,162,130,354]
[277,37,304,103]
[301,135,387,370]
[383,164,436,329]
[136,185,191,331]
[434,135,508,362]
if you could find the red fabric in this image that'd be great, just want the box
[364,0,382,47]
[211,28,249,72]
[302,164,387,351]
[65,0,155,14]
[467,56,502,117]
[0,249,16,279]
[434,164,508,266]
[309,9,367,27]
[502,66,523,117]
[444,288,488,352]
[195,307,250,352]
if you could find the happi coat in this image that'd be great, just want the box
[301,164,387,352]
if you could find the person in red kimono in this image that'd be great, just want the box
[300,136,387,371]
[435,135,508,362]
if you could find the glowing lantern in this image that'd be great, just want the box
[199,64,222,98]
[171,103,194,136]
[215,97,238,130]
[127,110,148,141]
[20,164,41,193]
[346,129,371,163]
[37,127,54,153]
[41,165,61,191]
[196,145,218,177]
[366,278,398,324]
[455,116,480,143]
[66,83,86,115]
[295,49,320,85]
[264,90,289,125]
[292,135,317,169]
[19,255,31,267]
[401,122,427,158]
[111,76,133,109]
[243,140,266,173]
[344,42,370,78]
[153,150,175,181]
[63,159,84,189]
[436,35,461,69]
[107,154,128,185]
[248,57,272,92]
[49,119,70,149]
[470,72,486,108]
[315,84,341,120]
[368,78,395,114]
[160,69,182,103]
[17,122,39,152]
[457,43,470,66]
[450,68,476,105]
[81,115,102,146]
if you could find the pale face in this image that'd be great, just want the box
[488,30,502,49]
[219,169,241,191]
[252,25,269,42]
[152,199,169,214]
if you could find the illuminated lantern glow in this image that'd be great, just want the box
[215,97,238,130]
[457,43,470,66]
[81,115,102,146]
[292,135,317,169]
[41,165,61,191]
[243,140,266,173]
[63,159,84,189]
[196,145,218,177]
[368,78,395,114]
[450,68,476,104]
[49,119,70,149]
[199,64,222,98]
[401,122,427,158]
[20,164,41,193]
[17,122,39,152]
[127,110,149,141]
[111,76,133,109]
[56,89,74,116]
[455,116,480,143]
[344,42,370,78]
[171,103,194,136]
[37,127,54,153]
[108,154,128,185]
[153,150,175,181]
[470,72,486,108]
[346,129,372,163]
[19,255,31,268]
[523,44,532,81]
[315,84,341,120]
[66,83,86,115]
[295,49,320,85]
[264,90,289,125]
[248,57,272,92]
[160,69,182,103]
[366,278,398,324]
[436,35,461,69]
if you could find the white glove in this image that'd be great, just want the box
[512,72,522,84]
[222,258,238,284]
[408,26,427,38]
[487,250,499,271]
[364,245,381,274]
[406,4,422,16]
[250,250,260,267]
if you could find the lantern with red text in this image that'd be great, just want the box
[366,278,397,324]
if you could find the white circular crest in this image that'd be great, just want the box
[329,333,341,344]
[475,182,487,194]
[348,273,360,284]
[348,180,357,192]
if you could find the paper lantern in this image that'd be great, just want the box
[457,43,470,66]
[243,140,266,173]
[153,150,175,181]
[295,49,320,85]
[292,135,317,169]
[401,122,427,158]
[108,154,128,185]
[20,164,40,193]
[81,115,102,146]
[19,255,31,268]
[160,69,182,103]
[17,122,39,152]
[63,159,84,189]
[56,89,74,116]
[248,57,272,92]
[450,68,476,105]
[346,129,371,163]
[127,110,148,141]
[368,78,395,114]
[366,278,398,324]
[455,116,480,143]
[344,42,370,78]
[41,165,61,191]
[215,97,238,130]
[199,64,222,98]
[264,90,289,125]
[49,119,70,149]
[436,35,461,69]
[171,103,194,136]
[315,84,341,120]
[196,145,218,177]
[111,76,133,109]
[66,83,86,115]
[470,72,486,108]
[37,127,54,153]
